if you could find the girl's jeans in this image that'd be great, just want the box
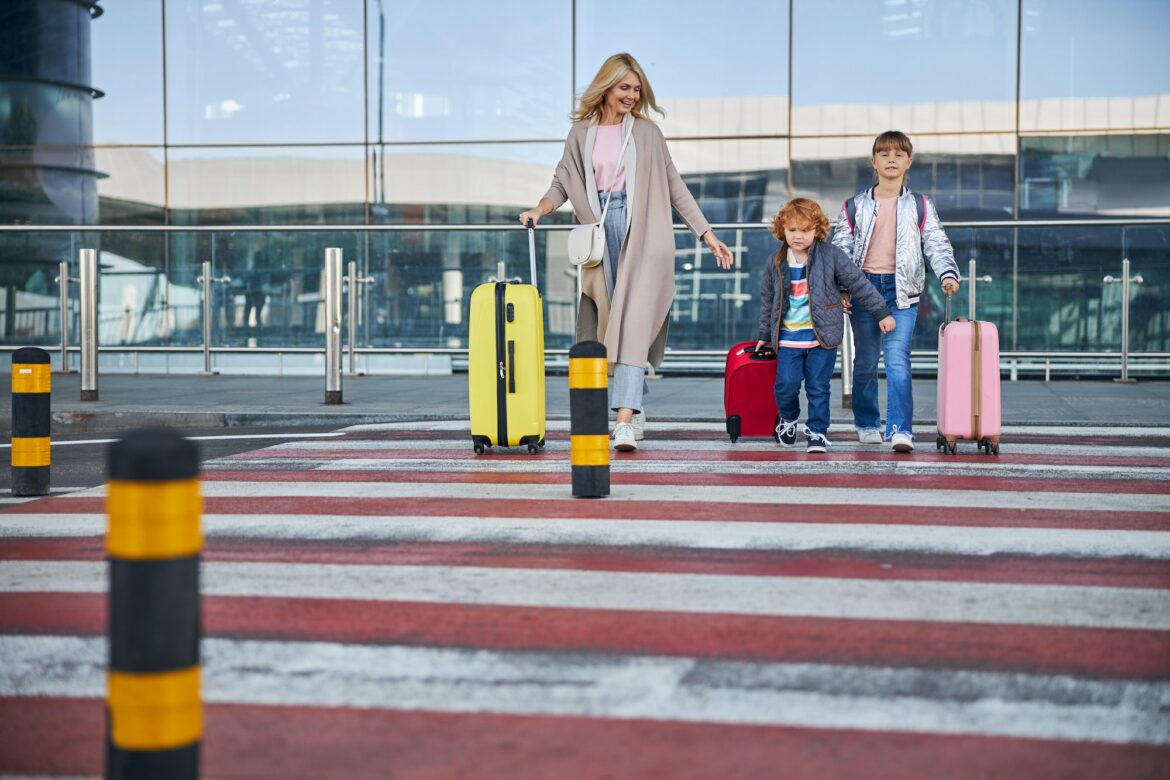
[850,272,918,438]
[775,345,837,435]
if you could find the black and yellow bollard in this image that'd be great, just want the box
[569,341,610,498]
[11,347,51,496]
[106,429,201,780]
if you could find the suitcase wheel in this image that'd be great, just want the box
[935,435,945,451]
[527,443,540,455]
[473,442,486,455]
[726,415,741,444]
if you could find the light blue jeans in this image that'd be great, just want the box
[851,273,918,438]
[601,189,647,412]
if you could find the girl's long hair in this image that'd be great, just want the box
[573,53,664,124]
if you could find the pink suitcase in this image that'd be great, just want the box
[936,297,1002,455]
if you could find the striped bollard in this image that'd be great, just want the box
[106,429,202,779]
[11,347,51,496]
[569,341,610,498]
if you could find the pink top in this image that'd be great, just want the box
[592,124,627,192]
[862,196,898,274]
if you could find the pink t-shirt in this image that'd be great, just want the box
[862,196,898,274]
[592,124,627,192]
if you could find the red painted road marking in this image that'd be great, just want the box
[4,537,1168,588]
[3,697,1167,780]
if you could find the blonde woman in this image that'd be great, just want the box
[520,53,733,451]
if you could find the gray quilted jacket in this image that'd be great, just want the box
[757,240,891,349]
[830,186,960,310]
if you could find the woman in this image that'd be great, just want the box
[520,53,733,452]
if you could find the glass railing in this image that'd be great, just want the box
[1,219,1167,377]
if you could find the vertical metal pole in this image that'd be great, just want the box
[325,248,343,404]
[200,261,213,375]
[1104,258,1143,384]
[347,260,358,376]
[840,312,853,409]
[968,258,977,320]
[58,261,71,372]
[1118,258,1132,383]
[79,248,98,402]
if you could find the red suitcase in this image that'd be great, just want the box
[936,296,1002,455]
[724,341,780,443]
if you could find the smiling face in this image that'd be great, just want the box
[602,71,642,122]
[872,146,912,185]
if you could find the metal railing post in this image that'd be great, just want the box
[967,258,993,320]
[324,248,343,404]
[346,260,374,376]
[54,260,77,373]
[79,248,98,401]
[196,261,231,375]
[1103,258,1144,383]
[840,311,853,409]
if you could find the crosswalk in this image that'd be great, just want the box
[2,422,1169,778]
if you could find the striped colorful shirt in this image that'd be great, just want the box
[779,249,816,349]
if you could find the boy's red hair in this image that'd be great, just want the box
[770,198,829,243]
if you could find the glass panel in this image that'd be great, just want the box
[1014,226,1124,352]
[370,143,566,224]
[1020,134,1170,217]
[792,0,1017,135]
[1020,0,1170,131]
[368,1,571,143]
[0,231,85,349]
[95,147,166,224]
[165,0,365,145]
[179,230,364,349]
[98,232,173,347]
[576,1,787,138]
[792,135,1015,221]
[946,226,1016,349]
[91,0,164,144]
[167,146,367,225]
[1123,226,1170,353]
[0,146,100,224]
[668,139,790,223]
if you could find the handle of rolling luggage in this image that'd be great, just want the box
[527,218,538,287]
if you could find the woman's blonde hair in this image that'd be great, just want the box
[573,53,664,124]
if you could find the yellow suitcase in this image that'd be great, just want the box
[468,225,546,455]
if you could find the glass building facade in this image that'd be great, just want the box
[1,0,1168,367]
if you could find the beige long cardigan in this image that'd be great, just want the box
[542,114,711,369]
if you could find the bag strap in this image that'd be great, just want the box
[844,197,857,234]
[598,122,634,225]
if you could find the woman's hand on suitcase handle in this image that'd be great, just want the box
[941,277,960,295]
[519,209,542,227]
[878,315,896,334]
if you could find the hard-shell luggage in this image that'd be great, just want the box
[936,295,1001,455]
[724,341,780,443]
[468,222,546,455]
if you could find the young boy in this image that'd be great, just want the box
[757,198,895,453]
[832,131,961,453]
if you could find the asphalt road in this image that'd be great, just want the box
[0,425,342,494]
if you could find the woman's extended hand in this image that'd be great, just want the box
[519,209,542,227]
[703,232,734,270]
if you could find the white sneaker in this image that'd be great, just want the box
[612,422,638,451]
[890,431,915,453]
[631,411,645,441]
[857,428,883,444]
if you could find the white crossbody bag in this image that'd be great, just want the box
[567,124,633,269]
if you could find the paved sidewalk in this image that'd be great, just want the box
[0,371,1167,434]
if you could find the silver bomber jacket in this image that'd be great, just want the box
[829,186,960,310]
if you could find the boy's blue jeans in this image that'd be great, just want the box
[850,272,918,438]
[774,345,837,435]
